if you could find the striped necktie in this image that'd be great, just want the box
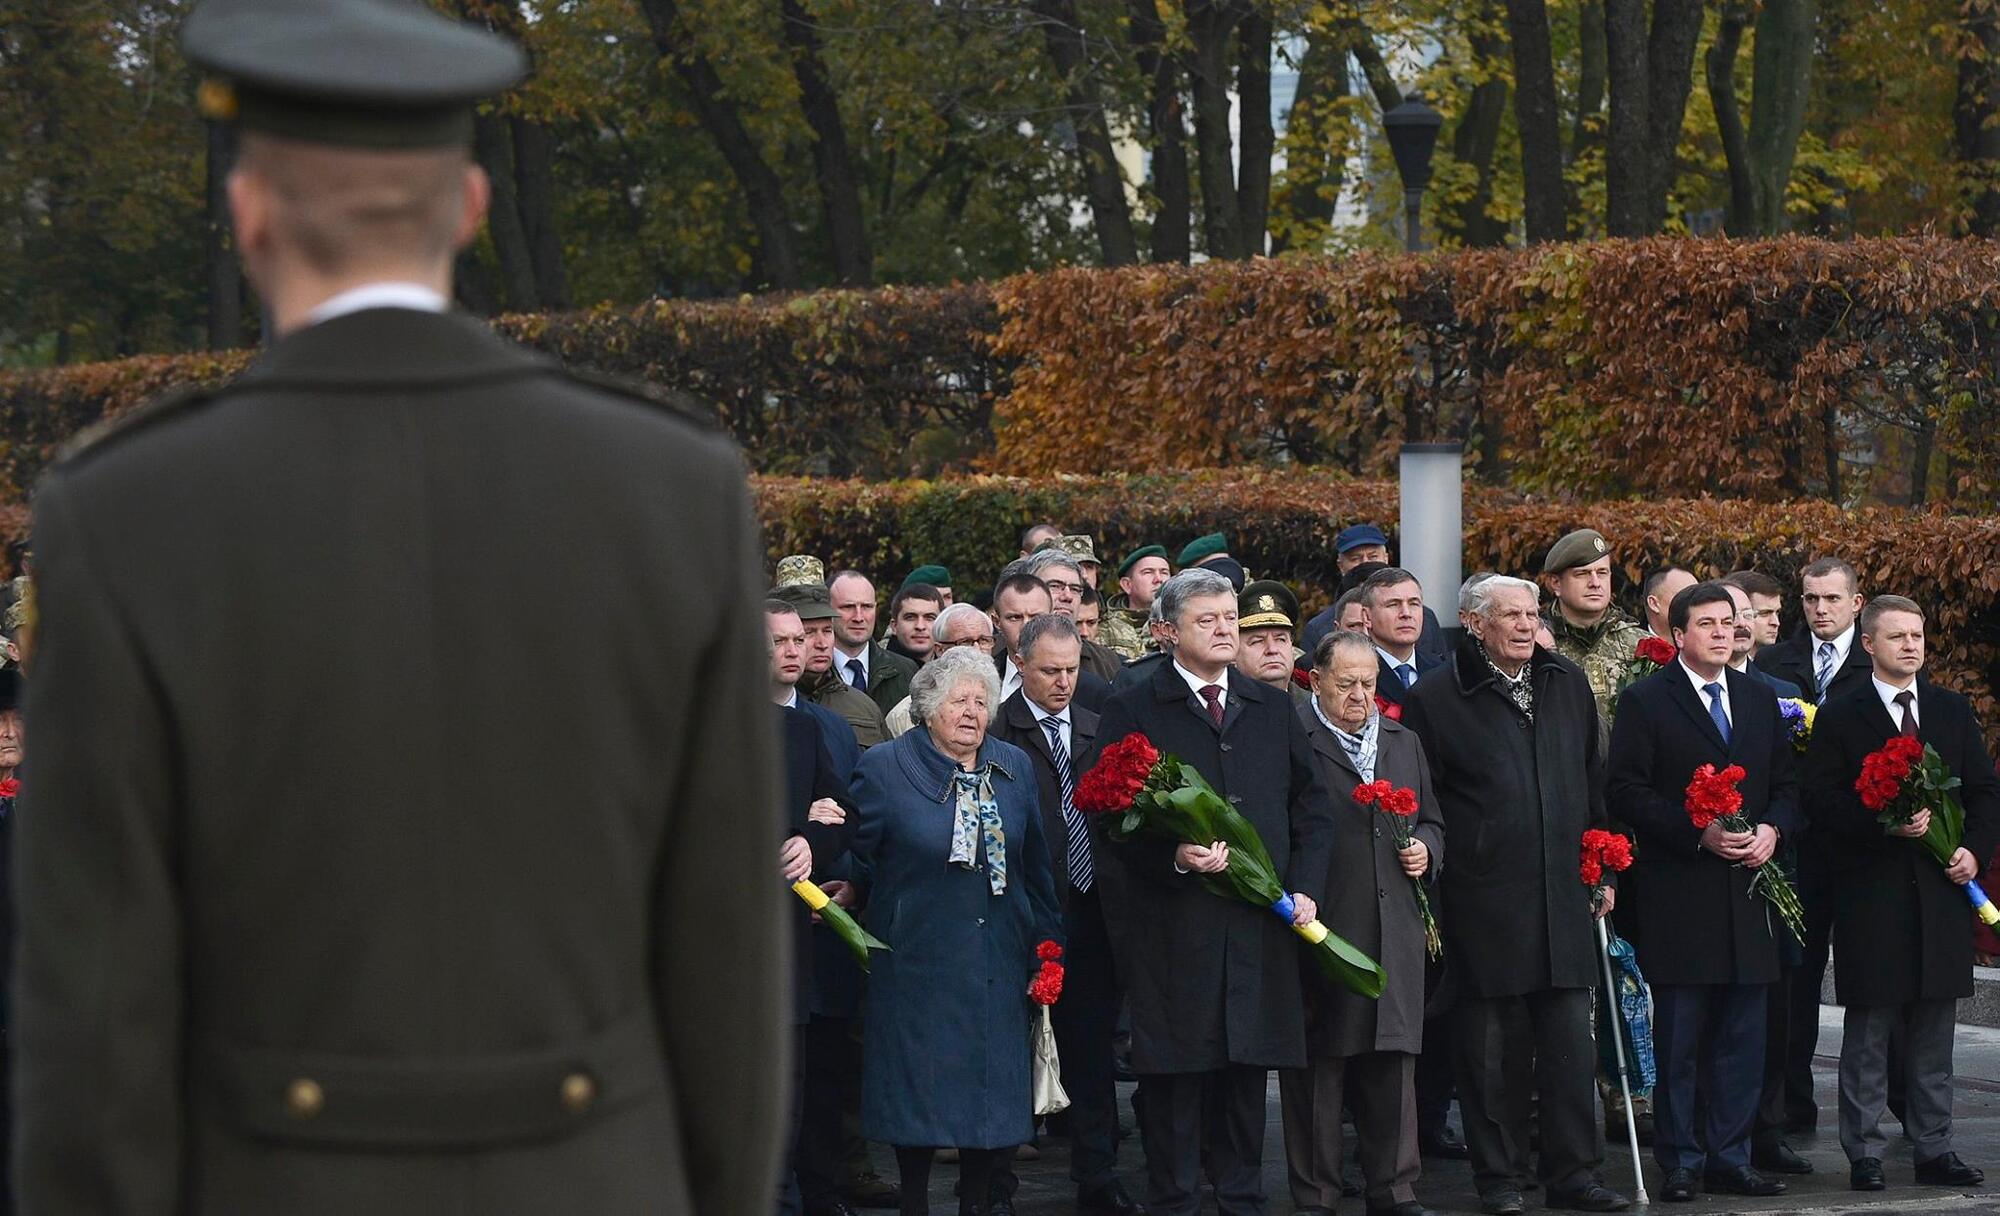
[1815,641,1836,699]
[1043,715,1093,893]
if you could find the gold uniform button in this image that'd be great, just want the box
[285,1078,325,1119]
[560,1072,596,1114]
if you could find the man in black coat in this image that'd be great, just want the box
[991,614,1141,1214]
[1095,569,1336,1216]
[1401,576,1627,1216]
[1803,595,1999,1192]
[992,571,1112,713]
[1607,582,1803,1204]
[14,5,788,1211]
[1752,557,1871,1138]
[1360,567,1447,710]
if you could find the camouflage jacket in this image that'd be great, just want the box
[1544,606,1646,747]
[1097,594,1153,661]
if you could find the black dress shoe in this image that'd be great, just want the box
[1545,1181,1630,1211]
[842,1173,902,1209]
[806,1201,862,1216]
[1660,1168,1699,1203]
[1703,1164,1786,1197]
[1478,1189,1525,1216]
[1851,1157,1886,1191]
[1076,1181,1145,1213]
[1366,1202,1440,1216]
[1752,1140,1814,1174]
[1915,1151,1986,1187]
[984,1198,1014,1216]
[1419,1128,1471,1159]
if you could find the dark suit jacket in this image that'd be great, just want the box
[783,707,856,1023]
[1755,628,1871,705]
[1373,646,1446,709]
[1737,662,1803,701]
[1093,662,1336,1073]
[1302,605,1448,663]
[16,309,788,1215]
[993,692,1101,905]
[1803,679,2000,1005]
[844,641,916,716]
[1605,664,1803,986]
[995,647,1111,713]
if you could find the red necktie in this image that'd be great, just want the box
[1199,684,1224,728]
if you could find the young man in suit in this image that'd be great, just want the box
[1606,583,1803,1203]
[990,614,1140,1214]
[1362,568,1445,710]
[1095,569,1336,1216]
[1803,595,1999,1192]
[1753,556,1871,1137]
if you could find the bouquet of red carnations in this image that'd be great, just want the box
[1856,735,1999,925]
[1353,779,1439,958]
[1685,763,1806,945]
[1078,733,1387,999]
[1578,828,1634,909]
[1612,636,1676,713]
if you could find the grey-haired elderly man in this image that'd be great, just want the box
[1024,548,1124,684]
[884,604,994,738]
[1095,569,1336,1216]
[1400,575,1629,1216]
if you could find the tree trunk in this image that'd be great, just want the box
[1447,4,1510,247]
[1603,0,1649,235]
[637,0,802,288]
[473,112,542,310]
[1504,0,1567,242]
[1031,0,1139,266]
[509,117,572,307]
[1707,2,1758,235]
[1957,0,2000,236]
[1642,0,1704,231]
[780,0,873,284]
[1235,6,1273,257]
[205,121,241,350]
[1270,28,1351,252]
[1571,0,1607,158]
[1745,0,1815,234]
[1128,0,1192,262]
[1182,0,1246,259]
[1910,416,1935,507]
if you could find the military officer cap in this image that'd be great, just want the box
[769,582,837,621]
[1036,534,1100,567]
[1178,533,1229,567]
[1118,544,1169,578]
[775,555,827,587]
[903,564,951,591]
[1335,523,1390,554]
[182,0,529,150]
[1238,580,1298,633]
[1542,528,1613,575]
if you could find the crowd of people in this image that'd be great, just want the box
[766,522,1998,1216]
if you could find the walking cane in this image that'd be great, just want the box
[1596,912,1650,1205]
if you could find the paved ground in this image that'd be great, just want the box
[897,1006,2000,1214]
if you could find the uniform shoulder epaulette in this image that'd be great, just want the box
[561,367,722,432]
[56,382,230,467]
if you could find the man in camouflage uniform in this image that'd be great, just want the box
[1100,544,1170,661]
[772,557,889,748]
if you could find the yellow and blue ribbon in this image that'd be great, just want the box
[1967,880,2000,927]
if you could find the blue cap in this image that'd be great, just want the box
[1335,524,1389,554]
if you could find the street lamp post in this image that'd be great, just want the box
[1383,97,1444,253]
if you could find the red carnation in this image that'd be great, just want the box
[1029,960,1065,1006]
[1635,636,1677,666]
[1685,763,1747,829]
[1374,694,1403,722]
[1075,733,1162,814]
[0,778,19,800]
[1381,787,1419,818]
[1036,939,1063,962]
[1352,780,1392,807]
[1579,828,1634,888]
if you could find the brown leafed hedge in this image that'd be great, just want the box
[3,236,1999,504]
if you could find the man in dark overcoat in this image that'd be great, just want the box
[1286,630,1445,1216]
[1400,576,1627,1216]
[990,614,1141,1213]
[1094,569,1335,1216]
[1606,582,1802,1203]
[1803,595,1999,1192]
[12,4,788,1212]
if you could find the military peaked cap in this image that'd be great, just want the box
[1238,580,1298,632]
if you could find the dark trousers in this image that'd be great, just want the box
[1280,1050,1419,1210]
[893,1144,1006,1216]
[1135,1065,1269,1216]
[798,1014,863,1206]
[781,1024,808,1215]
[1654,982,1767,1173]
[1756,963,1812,1145]
[1453,988,1603,1197]
[1777,841,1834,1130]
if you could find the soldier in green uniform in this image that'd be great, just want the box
[1541,528,1646,751]
[13,3,788,1212]
[1099,543,1170,661]
[772,565,890,748]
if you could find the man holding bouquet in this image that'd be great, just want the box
[1802,594,1999,1191]
[1093,568,1336,1216]
[1606,582,1802,1203]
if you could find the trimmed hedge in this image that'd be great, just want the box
[4,236,1999,503]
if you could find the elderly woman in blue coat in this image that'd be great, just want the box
[850,645,1062,1216]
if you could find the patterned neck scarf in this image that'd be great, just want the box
[1478,638,1536,721]
[1313,698,1380,782]
[948,767,1007,895]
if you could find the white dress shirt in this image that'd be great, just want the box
[1815,624,1858,675]
[1000,659,1023,706]
[1173,660,1228,712]
[1374,644,1420,689]
[1874,675,1919,730]
[303,282,449,328]
[779,687,799,709]
[836,642,871,691]
[1679,657,1733,729]
[1029,699,1072,756]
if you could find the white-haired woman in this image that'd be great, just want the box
[849,645,1061,1215]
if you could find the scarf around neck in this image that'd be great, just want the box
[948,767,1007,894]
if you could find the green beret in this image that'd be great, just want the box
[903,565,951,590]
[1178,532,1229,567]
[1118,544,1169,578]
[1238,580,1298,632]
[1542,528,1613,575]
[768,582,837,620]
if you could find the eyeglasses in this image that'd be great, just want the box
[1042,580,1085,596]
[936,635,996,652]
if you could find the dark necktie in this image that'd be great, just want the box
[1397,662,1417,689]
[1199,684,1225,728]
[845,657,866,692]
[1815,641,1836,699]
[1042,715,1093,893]
[1704,681,1731,745]
[1896,689,1919,738]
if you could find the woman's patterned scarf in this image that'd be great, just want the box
[948,767,1007,894]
